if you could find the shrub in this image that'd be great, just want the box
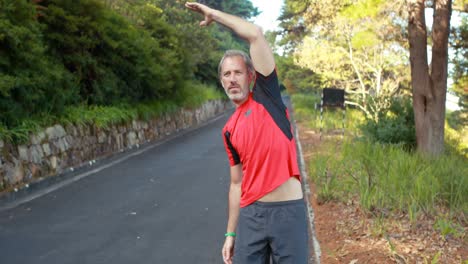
[359,97,416,150]
[38,0,186,105]
[0,0,78,127]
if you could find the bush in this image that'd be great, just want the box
[38,0,183,105]
[445,120,468,158]
[359,97,416,149]
[0,0,78,127]
[276,55,322,94]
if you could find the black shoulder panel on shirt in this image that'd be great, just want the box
[253,70,293,140]
[224,131,241,165]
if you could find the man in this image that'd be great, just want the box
[185,2,309,264]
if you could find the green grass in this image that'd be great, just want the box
[58,105,138,128]
[292,92,468,236]
[176,81,224,109]
[135,101,178,122]
[338,141,467,219]
[291,93,364,135]
[0,119,44,144]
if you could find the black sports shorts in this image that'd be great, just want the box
[233,198,309,264]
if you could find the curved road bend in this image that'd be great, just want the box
[0,113,232,264]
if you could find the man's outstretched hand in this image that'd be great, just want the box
[185,2,214,27]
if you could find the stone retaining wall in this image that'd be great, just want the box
[0,100,230,191]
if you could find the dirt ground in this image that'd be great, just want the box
[296,122,467,264]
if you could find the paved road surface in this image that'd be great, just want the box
[0,113,232,264]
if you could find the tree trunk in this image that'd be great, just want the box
[407,0,451,156]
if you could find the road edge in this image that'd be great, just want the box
[294,122,322,264]
[285,94,321,264]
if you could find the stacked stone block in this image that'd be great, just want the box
[0,100,229,191]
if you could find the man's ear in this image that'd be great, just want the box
[248,71,254,83]
[248,72,255,89]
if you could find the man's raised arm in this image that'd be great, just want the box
[185,2,275,76]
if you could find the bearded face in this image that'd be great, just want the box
[220,56,253,106]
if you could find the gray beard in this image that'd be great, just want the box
[226,90,247,102]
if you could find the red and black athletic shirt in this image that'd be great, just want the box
[222,68,301,208]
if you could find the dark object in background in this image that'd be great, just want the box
[320,88,346,139]
[322,88,345,108]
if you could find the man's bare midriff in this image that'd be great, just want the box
[258,177,303,202]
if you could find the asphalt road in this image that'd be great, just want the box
[0,113,232,264]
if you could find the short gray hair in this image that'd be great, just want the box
[218,50,255,80]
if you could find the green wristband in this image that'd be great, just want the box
[225,232,236,237]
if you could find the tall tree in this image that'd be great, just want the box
[408,0,452,155]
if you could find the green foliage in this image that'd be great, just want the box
[143,1,221,85]
[174,81,224,109]
[0,123,11,142]
[445,120,468,159]
[0,0,245,143]
[38,0,185,104]
[0,0,255,140]
[449,14,467,110]
[0,118,44,144]
[340,0,384,20]
[291,93,364,134]
[446,109,467,131]
[359,97,416,149]
[135,100,178,122]
[209,0,259,19]
[278,0,350,53]
[59,105,137,129]
[0,82,224,143]
[290,93,320,122]
[105,0,257,86]
[309,146,343,203]
[351,30,380,49]
[0,0,78,127]
[276,55,322,94]
[448,14,467,137]
[293,91,468,236]
[434,217,465,239]
[60,82,223,128]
